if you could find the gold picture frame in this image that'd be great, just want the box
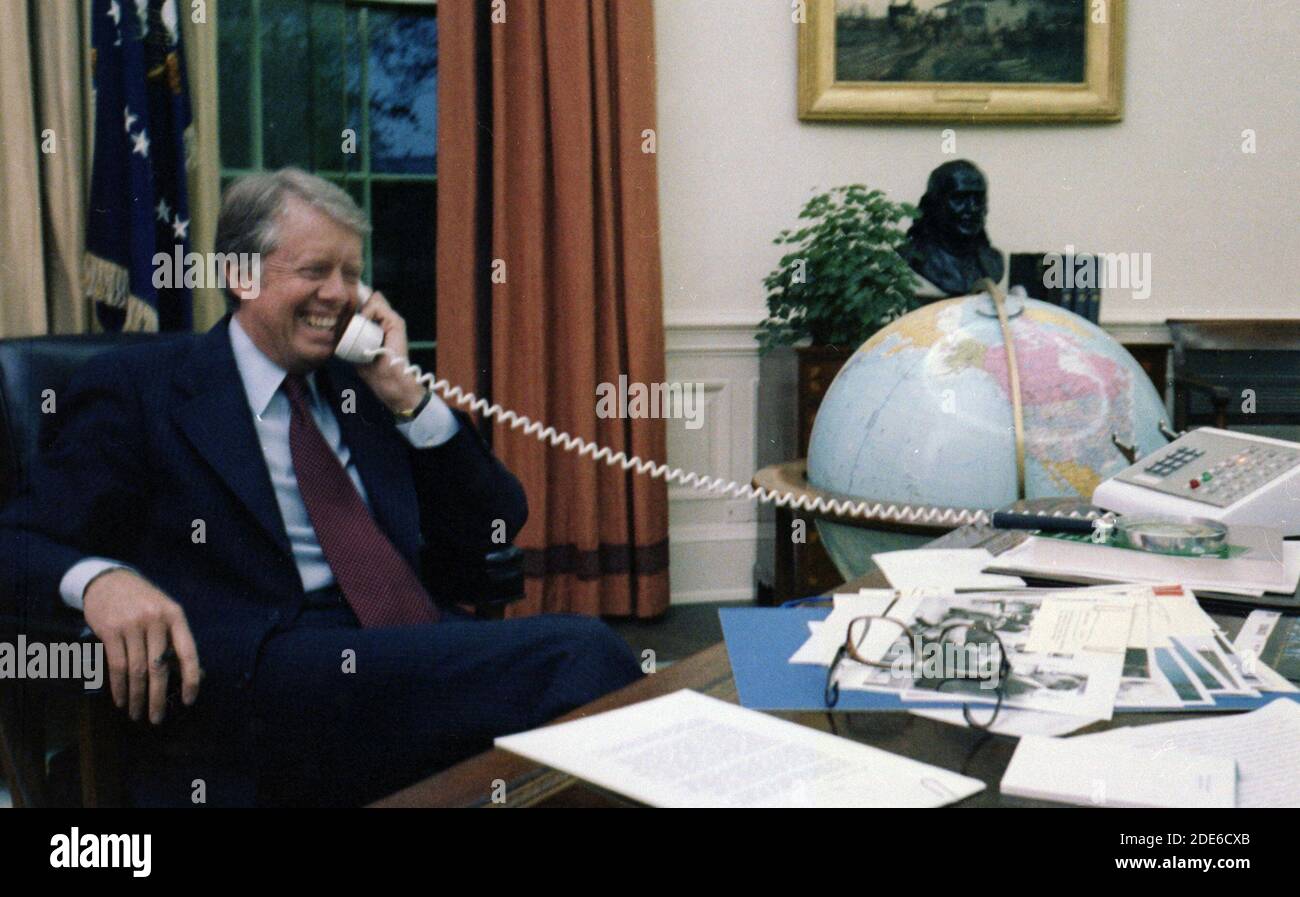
[799,0,1124,123]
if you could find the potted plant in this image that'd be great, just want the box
[758,185,919,455]
[759,184,919,352]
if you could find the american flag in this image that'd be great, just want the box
[84,0,193,332]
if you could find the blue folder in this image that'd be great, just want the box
[721,607,962,712]
[718,607,1300,714]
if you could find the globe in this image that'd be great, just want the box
[806,292,1168,581]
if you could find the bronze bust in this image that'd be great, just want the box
[901,160,1005,297]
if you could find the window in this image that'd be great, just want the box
[217,0,438,368]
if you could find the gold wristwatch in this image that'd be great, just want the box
[394,388,433,422]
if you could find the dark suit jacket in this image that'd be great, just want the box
[0,317,527,787]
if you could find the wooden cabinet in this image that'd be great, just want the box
[771,345,855,604]
[796,344,854,457]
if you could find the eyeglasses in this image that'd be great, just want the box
[824,614,1011,731]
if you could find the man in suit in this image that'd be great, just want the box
[0,169,642,806]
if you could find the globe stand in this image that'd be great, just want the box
[973,285,1027,319]
[751,460,975,533]
[752,460,981,601]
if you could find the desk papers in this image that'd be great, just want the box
[1021,592,1136,655]
[1233,610,1300,688]
[798,587,1134,720]
[1068,699,1300,808]
[790,583,1295,723]
[987,530,1300,597]
[787,589,914,666]
[495,689,985,807]
[873,549,1024,592]
[1001,735,1236,808]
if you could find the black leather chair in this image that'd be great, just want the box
[0,334,169,807]
[1008,251,1102,323]
[1168,320,1300,433]
[0,333,524,807]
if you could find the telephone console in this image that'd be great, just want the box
[1092,427,1300,536]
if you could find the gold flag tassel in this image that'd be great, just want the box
[83,252,160,332]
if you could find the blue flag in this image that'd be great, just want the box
[85,0,193,332]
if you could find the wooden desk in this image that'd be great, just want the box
[372,525,1261,808]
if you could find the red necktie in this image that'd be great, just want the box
[283,374,439,627]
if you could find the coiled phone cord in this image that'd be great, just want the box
[366,345,998,528]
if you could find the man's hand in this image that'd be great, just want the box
[351,289,428,415]
[82,569,201,724]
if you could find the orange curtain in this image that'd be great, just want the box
[437,0,669,618]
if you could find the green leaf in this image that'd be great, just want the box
[761,182,918,348]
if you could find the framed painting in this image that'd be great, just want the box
[799,0,1124,122]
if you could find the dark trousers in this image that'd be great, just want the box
[128,597,643,807]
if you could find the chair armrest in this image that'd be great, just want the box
[421,543,525,611]
[0,601,92,645]
[1174,374,1232,405]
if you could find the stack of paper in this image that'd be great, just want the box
[1002,694,1300,807]
[792,585,1142,720]
[1234,610,1300,683]
[789,583,1297,728]
[987,527,1300,597]
[1066,699,1300,808]
[1001,734,1236,807]
[1117,584,1296,710]
[495,689,986,807]
[873,549,1025,592]
[788,588,929,666]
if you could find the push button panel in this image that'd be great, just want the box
[1118,430,1300,508]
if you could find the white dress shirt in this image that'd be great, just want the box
[58,316,458,608]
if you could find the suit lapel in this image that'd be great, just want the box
[318,360,422,561]
[172,318,293,558]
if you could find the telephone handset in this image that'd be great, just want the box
[335,283,387,364]
[332,285,1069,531]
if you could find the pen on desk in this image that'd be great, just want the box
[990,511,1100,535]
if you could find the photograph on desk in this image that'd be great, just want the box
[809,588,1126,720]
[783,583,1295,724]
[0,0,1296,862]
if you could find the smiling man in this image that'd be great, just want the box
[0,168,642,806]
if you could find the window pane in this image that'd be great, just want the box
[219,0,439,340]
[408,344,436,377]
[325,176,365,212]
[370,181,436,341]
[260,0,311,169]
[217,0,252,169]
[367,10,438,175]
[308,0,350,173]
[344,4,364,175]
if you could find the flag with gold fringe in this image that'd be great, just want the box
[85,0,193,332]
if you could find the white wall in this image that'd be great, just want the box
[655,0,1299,327]
[655,0,1298,603]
